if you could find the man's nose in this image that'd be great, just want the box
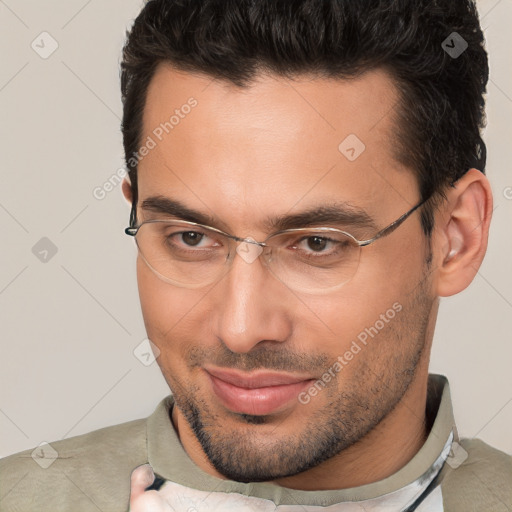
[213,245,292,354]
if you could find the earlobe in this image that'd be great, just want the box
[435,168,493,297]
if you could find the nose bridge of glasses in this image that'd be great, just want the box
[240,236,268,247]
[220,230,270,250]
[213,226,264,245]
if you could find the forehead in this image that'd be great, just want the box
[142,64,400,156]
[137,63,417,234]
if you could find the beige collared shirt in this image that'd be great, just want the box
[1,374,510,511]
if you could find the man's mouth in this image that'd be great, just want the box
[204,366,316,416]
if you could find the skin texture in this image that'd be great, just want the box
[123,63,493,506]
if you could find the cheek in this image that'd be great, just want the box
[359,229,427,296]
[136,256,192,344]
[297,242,426,355]
[298,289,393,358]
[135,256,216,362]
[137,256,169,330]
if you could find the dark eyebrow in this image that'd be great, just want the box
[264,204,377,233]
[141,196,218,227]
[140,196,377,233]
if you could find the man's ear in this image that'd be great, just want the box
[122,177,133,204]
[434,168,493,297]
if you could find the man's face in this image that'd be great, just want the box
[130,64,436,482]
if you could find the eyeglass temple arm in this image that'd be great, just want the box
[357,198,428,247]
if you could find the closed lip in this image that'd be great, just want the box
[204,366,315,388]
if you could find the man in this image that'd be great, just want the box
[1,0,510,511]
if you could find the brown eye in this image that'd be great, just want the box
[305,236,329,252]
[180,232,204,246]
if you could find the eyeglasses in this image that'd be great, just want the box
[124,198,427,294]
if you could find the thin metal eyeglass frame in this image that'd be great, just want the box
[124,196,428,250]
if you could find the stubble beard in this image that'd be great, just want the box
[168,275,434,483]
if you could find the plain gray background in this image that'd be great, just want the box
[1,0,511,459]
